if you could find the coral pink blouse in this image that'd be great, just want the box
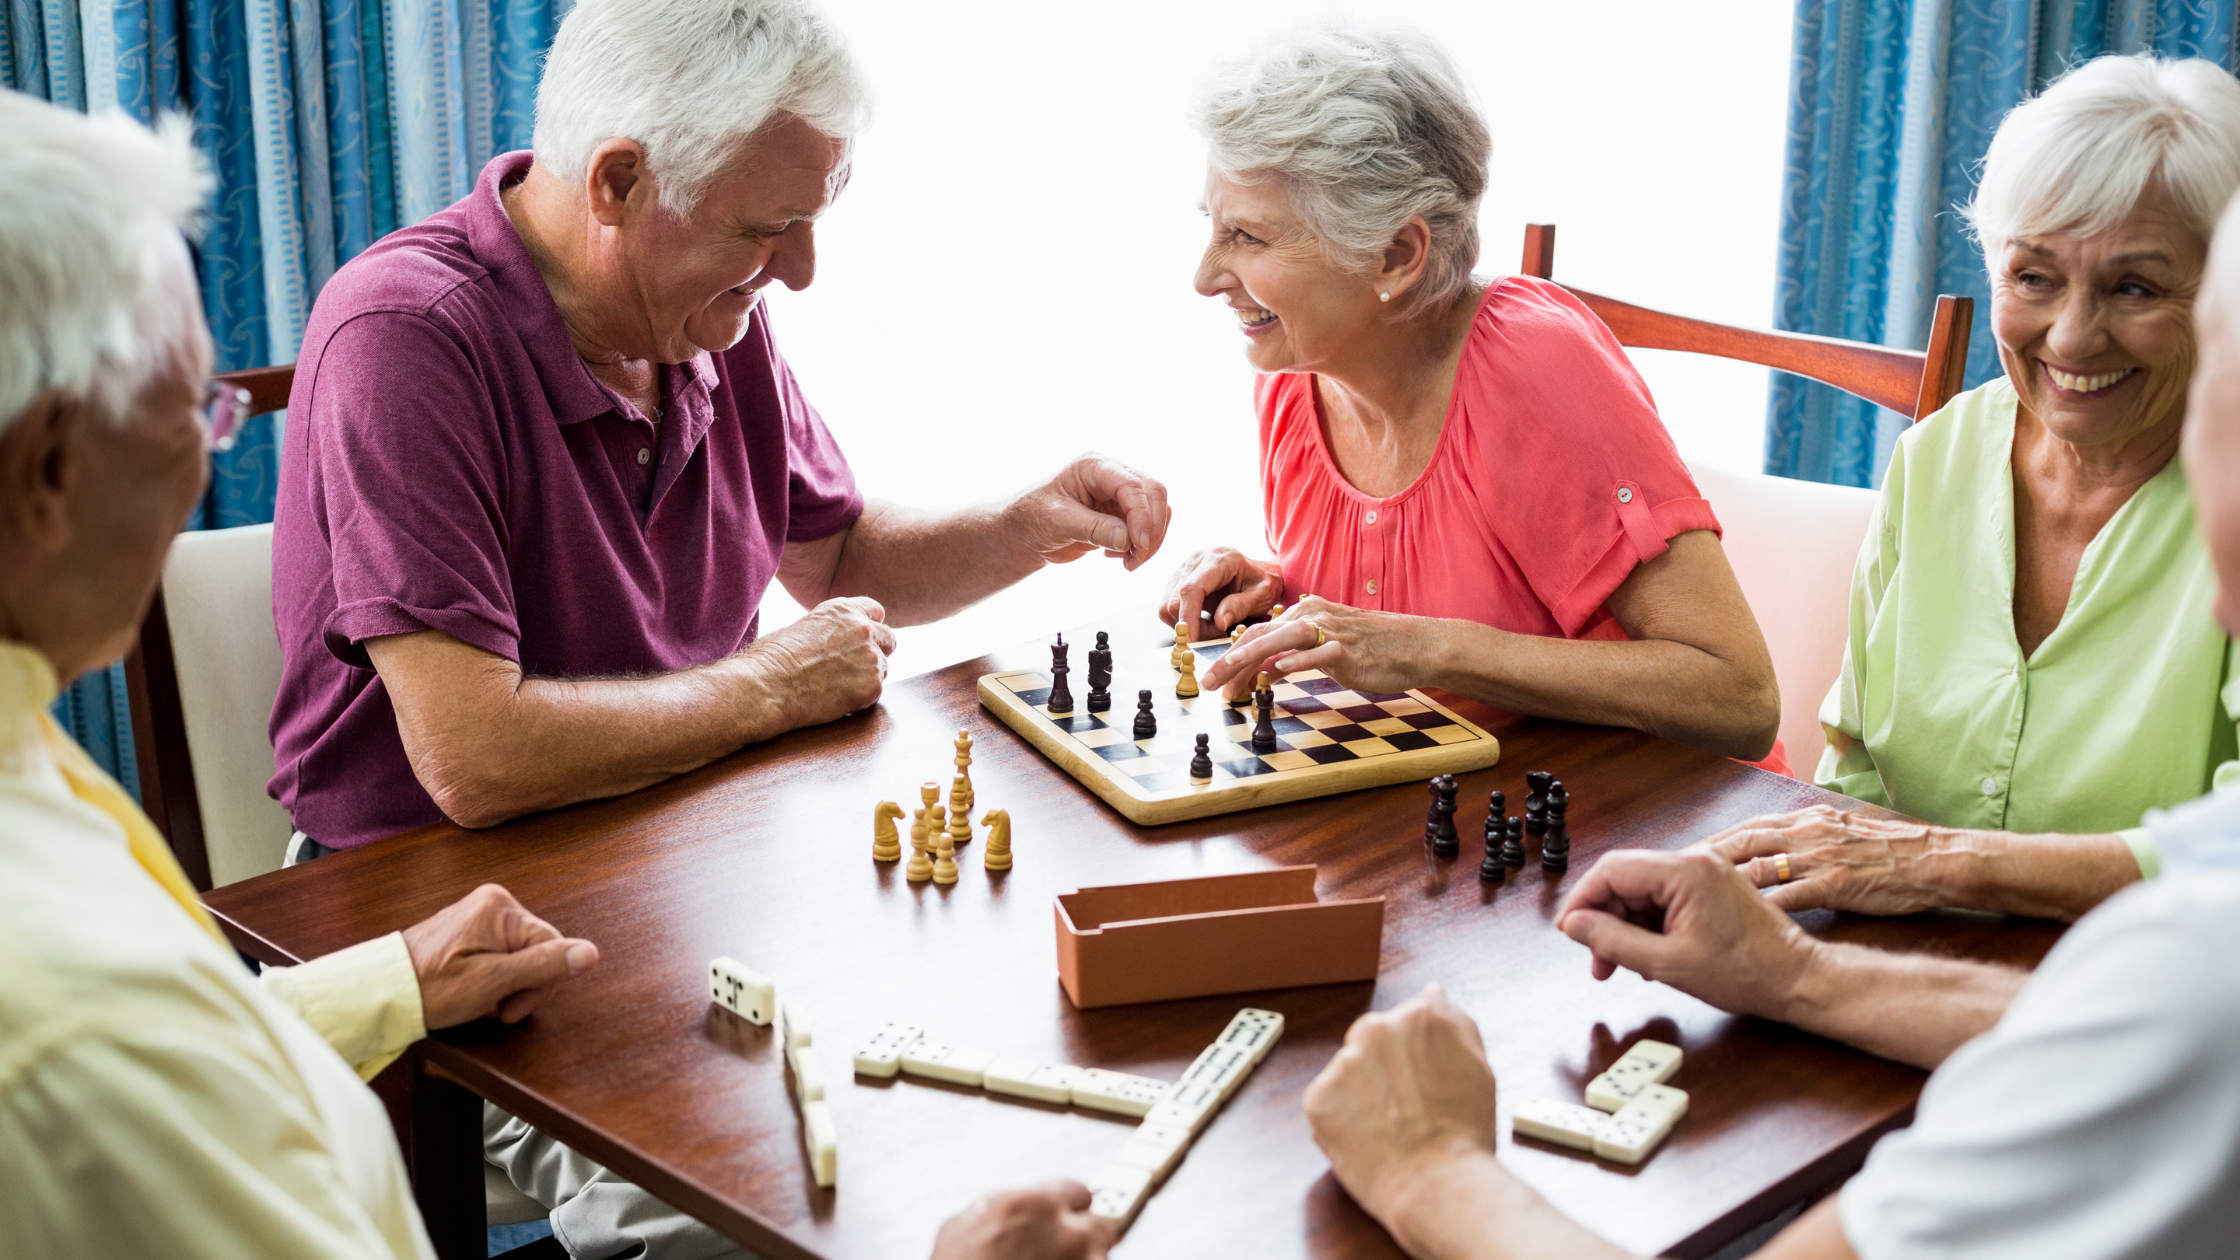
[1258,276,1788,772]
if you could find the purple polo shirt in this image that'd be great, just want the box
[269,151,863,849]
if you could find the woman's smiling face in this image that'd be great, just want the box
[1991,183,2207,448]
[1194,166,1384,375]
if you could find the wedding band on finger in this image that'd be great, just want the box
[1773,852,1793,884]
[1303,620,1327,648]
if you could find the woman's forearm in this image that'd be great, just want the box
[1935,828,2142,921]
[1420,619,1779,760]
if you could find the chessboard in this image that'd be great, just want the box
[978,638,1502,825]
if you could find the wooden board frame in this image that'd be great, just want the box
[978,639,1501,825]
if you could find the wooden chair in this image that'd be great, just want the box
[1517,225,1974,773]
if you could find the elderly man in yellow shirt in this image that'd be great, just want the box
[0,95,1113,1260]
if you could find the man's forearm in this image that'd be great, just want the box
[1781,940,2026,1070]
[1380,1150,1635,1260]
[820,499,1043,626]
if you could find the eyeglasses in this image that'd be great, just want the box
[201,381,253,452]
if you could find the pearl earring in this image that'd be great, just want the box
[1379,291,1390,302]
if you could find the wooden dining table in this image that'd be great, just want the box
[204,624,2064,1260]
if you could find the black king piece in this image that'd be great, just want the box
[1046,633,1074,714]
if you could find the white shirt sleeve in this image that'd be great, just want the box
[259,931,426,1081]
[1840,872,2240,1260]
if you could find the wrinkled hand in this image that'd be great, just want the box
[929,1182,1113,1260]
[751,596,897,728]
[1005,455,1170,572]
[1555,850,1815,1022]
[1302,984,1500,1228]
[401,884,599,1029]
[1158,546,1283,635]
[1697,804,1950,915]
[1201,597,1432,700]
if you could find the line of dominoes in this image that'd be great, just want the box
[1509,1038,1687,1165]
[850,1023,1174,1116]
[711,956,838,1187]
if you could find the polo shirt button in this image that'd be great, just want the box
[1616,487,1633,504]
[637,448,650,466]
[1365,510,1378,524]
[1980,777,1998,795]
[1366,579,1379,596]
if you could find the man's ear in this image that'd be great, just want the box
[586,140,653,228]
[1377,216,1434,304]
[0,391,84,555]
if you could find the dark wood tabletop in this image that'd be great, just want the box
[206,628,2064,1260]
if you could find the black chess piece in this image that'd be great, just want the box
[1541,782,1570,871]
[1482,790,1506,848]
[1501,816,1526,866]
[1480,828,1507,883]
[1132,689,1157,740]
[1189,733,1214,781]
[1427,774,1460,858]
[1047,634,1074,714]
[1250,684,1278,753]
[1086,631,1113,713]
[1524,769,1552,836]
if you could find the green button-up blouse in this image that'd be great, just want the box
[1816,378,2240,841]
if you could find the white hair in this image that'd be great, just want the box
[532,0,869,219]
[0,91,210,438]
[1967,54,2240,254]
[1192,23,1490,315]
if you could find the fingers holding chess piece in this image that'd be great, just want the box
[872,800,904,862]
[981,809,1012,871]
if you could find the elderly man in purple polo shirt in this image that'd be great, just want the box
[268,0,1171,861]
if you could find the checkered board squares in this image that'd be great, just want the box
[977,639,1500,825]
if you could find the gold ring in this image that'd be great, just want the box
[1304,620,1327,648]
[1773,853,1792,884]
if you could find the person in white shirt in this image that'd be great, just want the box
[0,93,1113,1260]
[1293,189,2240,1260]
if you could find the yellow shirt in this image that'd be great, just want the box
[1817,379,2240,847]
[0,641,434,1259]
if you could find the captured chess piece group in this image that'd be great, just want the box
[871,729,1012,882]
[1423,768,1570,881]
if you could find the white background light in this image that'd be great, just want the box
[761,0,1793,675]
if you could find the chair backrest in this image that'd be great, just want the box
[1519,223,1973,420]
[124,363,297,889]
[1686,461,1877,774]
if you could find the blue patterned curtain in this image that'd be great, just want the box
[4,0,566,789]
[1768,0,2239,487]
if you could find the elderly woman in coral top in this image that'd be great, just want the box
[1162,24,1782,766]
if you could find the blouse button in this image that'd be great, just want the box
[637,448,651,466]
[1980,776,1998,796]
[1365,510,1378,524]
[1616,487,1634,504]
[1366,579,1379,596]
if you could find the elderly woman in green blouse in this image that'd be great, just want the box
[1709,54,2240,922]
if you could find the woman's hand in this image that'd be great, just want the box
[1695,804,1953,916]
[1200,597,1436,700]
[1157,546,1283,636]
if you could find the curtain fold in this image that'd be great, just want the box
[3,0,555,789]
[1768,0,2240,487]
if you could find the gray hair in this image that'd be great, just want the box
[1192,23,1489,314]
[532,0,871,219]
[1967,54,2240,255]
[0,92,210,437]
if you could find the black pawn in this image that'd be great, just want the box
[1427,774,1460,858]
[1501,816,1526,866]
[1524,769,1552,836]
[1478,789,1506,881]
[1047,634,1074,714]
[1541,782,1570,871]
[1086,631,1113,713]
[1189,733,1214,781]
[1132,689,1157,740]
[1251,686,1278,753]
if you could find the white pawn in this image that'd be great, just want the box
[906,809,933,882]
[1176,650,1200,698]
[1170,621,1190,668]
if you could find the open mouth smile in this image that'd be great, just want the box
[2040,362,2137,396]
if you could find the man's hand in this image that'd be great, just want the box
[1303,985,1501,1230]
[1556,850,1817,1022]
[1003,455,1170,572]
[1201,598,1435,700]
[929,1182,1113,1260]
[1158,546,1283,634]
[745,595,896,727]
[401,884,599,1029]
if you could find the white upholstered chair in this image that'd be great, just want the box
[1688,462,1879,777]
